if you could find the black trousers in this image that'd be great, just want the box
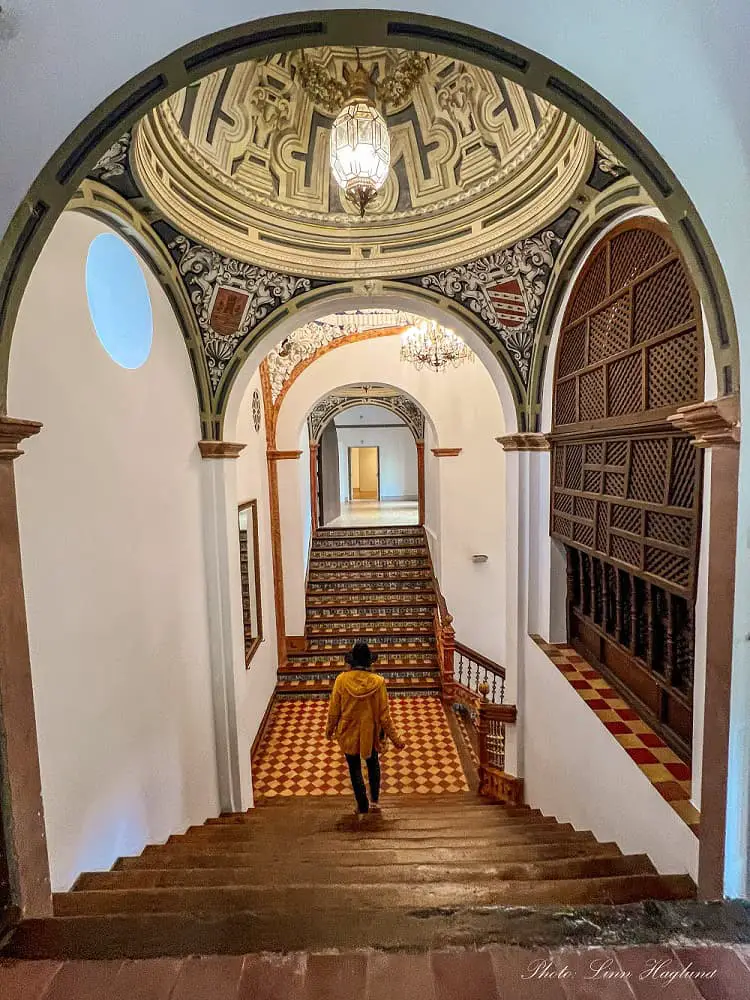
[345,750,381,813]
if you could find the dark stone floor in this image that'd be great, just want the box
[3,943,750,999]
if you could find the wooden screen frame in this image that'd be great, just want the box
[238,499,263,667]
[549,218,705,759]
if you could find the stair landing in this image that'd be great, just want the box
[252,696,469,799]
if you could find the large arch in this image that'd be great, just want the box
[0,7,748,915]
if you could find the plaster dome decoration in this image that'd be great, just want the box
[131,47,594,279]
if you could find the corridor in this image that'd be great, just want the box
[326,500,419,527]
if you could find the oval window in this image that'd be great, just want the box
[85,233,153,369]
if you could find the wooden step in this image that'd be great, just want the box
[54,873,695,916]
[112,839,626,871]
[73,854,654,891]
[204,803,540,823]
[171,815,568,841]
[137,825,602,855]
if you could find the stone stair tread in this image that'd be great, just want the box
[173,816,569,841]
[113,840,626,870]
[73,854,654,891]
[54,874,695,916]
[204,804,541,822]
[138,827,602,853]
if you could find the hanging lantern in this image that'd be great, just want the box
[400,319,474,373]
[330,98,390,216]
[298,49,426,218]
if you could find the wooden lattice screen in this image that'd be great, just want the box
[550,219,704,759]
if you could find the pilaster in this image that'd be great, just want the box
[670,397,740,899]
[199,440,249,812]
[0,417,52,918]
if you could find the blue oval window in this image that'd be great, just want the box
[85,233,153,369]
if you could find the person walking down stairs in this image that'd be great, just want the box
[326,641,405,816]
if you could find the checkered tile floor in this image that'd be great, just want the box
[532,635,699,836]
[252,696,469,799]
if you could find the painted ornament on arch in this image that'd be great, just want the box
[252,390,262,433]
[485,276,527,329]
[209,286,250,337]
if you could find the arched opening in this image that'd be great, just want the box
[0,9,744,949]
[549,218,704,761]
[310,394,423,528]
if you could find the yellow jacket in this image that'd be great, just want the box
[326,669,402,758]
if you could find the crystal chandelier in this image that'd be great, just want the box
[296,49,426,217]
[400,319,474,373]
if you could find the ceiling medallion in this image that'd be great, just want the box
[400,320,474,373]
[298,49,426,216]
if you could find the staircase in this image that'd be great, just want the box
[6,794,695,958]
[278,525,442,696]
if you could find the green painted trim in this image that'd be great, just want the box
[0,9,739,425]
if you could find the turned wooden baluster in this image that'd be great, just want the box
[665,591,676,685]
[629,572,639,655]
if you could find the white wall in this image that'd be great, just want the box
[8,212,218,891]
[233,368,279,767]
[335,406,418,501]
[274,336,507,666]
[524,638,699,878]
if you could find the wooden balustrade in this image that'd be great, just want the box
[454,642,506,707]
[477,701,522,805]
[431,577,456,704]
[430,558,521,805]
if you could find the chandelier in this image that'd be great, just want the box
[296,50,426,217]
[400,319,474,373]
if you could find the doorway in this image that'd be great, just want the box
[349,446,380,501]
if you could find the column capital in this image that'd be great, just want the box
[667,395,740,448]
[267,449,303,461]
[198,440,246,459]
[496,433,550,452]
[431,447,462,457]
[0,416,42,460]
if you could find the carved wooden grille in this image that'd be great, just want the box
[550,220,703,759]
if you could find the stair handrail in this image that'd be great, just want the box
[454,641,506,706]
[429,567,456,704]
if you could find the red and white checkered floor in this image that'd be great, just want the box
[252,696,469,799]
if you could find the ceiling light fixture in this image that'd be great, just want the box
[297,49,426,217]
[400,319,474,373]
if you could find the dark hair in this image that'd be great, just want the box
[345,641,378,669]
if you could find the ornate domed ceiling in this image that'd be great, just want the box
[132,47,594,278]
